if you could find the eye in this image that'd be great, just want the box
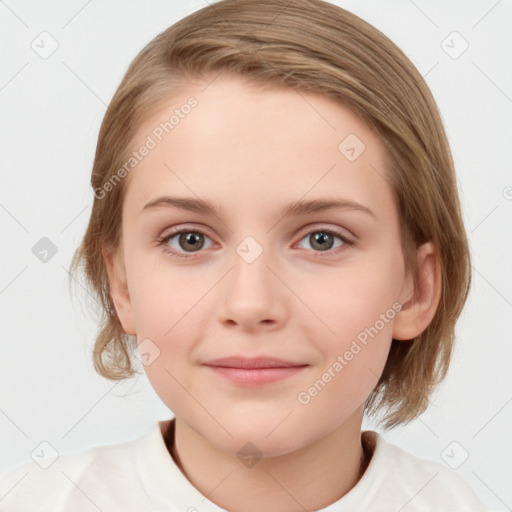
[157,228,214,257]
[296,227,353,256]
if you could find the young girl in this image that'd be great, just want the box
[1,0,489,510]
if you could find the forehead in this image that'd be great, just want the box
[122,75,393,221]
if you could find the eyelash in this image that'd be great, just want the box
[156,225,354,259]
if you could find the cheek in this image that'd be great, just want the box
[127,260,208,340]
[292,248,403,396]
[295,252,404,342]
[127,264,209,379]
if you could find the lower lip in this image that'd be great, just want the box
[204,365,308,385]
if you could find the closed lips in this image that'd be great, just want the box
[203,358,308,369]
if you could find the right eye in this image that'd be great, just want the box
[157,229,215,258]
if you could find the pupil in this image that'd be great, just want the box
[180,232,204,251]
[312,232,333,251]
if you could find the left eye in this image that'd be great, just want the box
[297,229,349,253]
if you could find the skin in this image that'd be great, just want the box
[104,74,441,512]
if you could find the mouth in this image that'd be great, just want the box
[202,357,309,385]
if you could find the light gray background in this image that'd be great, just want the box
[1,1,511,510]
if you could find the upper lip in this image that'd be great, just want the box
[203,357,308,369]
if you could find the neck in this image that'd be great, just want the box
[165,409,371,512]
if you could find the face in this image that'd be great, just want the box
[107,74,418,456]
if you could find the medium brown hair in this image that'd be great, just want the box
[69,0,471,430]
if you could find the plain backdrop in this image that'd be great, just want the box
[1,1,511,510]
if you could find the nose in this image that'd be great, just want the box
[217,244,289,331]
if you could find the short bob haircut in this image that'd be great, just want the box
[70,0,471,430]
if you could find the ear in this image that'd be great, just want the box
[102,245,137,336]
[393,241,442,341]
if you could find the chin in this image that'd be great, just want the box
[201,413,313,459]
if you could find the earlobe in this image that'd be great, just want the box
[392,241,442,341]
[102,245,137,336]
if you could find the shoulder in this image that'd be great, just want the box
[0,423,163,511]
[353,431,489,511]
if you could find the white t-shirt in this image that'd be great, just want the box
[0,419,488,511]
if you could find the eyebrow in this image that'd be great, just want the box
[141,195,376,219]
